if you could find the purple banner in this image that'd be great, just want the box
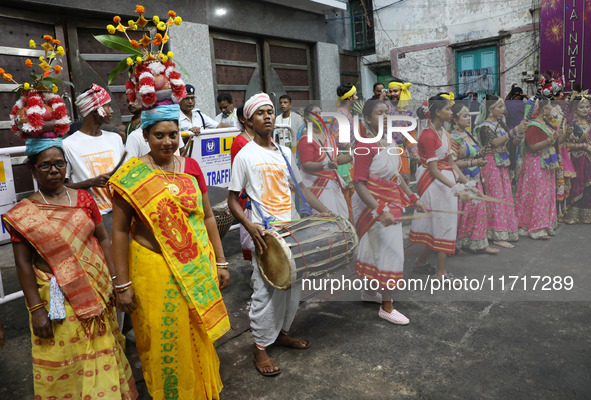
[540,0,591,92]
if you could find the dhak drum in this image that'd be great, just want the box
[256,213,358,290]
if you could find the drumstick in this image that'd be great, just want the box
[109,150,128,175]
[426,208,466,215]
[397,213,433,221]
[470,194,512,205]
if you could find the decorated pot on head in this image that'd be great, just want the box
[4,34,71,151]
[97,5,186,109]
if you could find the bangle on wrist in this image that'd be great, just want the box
[216,261,229,269]
[27,301,47,313]
[371,203,389,218]
[116,285,132,293]
[115,281,132,293]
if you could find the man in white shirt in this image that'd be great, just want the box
[215,93,241,128]
[274,94,304,151]
[63,84,125,219]
[179,84,229,137]
[228,92,328,377]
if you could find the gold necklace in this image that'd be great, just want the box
[149,154,179,195]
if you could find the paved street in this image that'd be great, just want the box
[1,223,590,399]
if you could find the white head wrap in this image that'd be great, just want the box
[75,84,111,117]
[243,92,274,119]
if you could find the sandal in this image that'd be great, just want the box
[274,333,311,350]
[413,262,436,275]
[254,359,281,377]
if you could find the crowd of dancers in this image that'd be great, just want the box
[1,7,590,398]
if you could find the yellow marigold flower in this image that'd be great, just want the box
[25,59,33,68]
[135,5,145,14]
[174,16,182,25]
[128,19,135,27]
[29,40,36,48]
[43,35,53,41]
[41,42,53,52]
[52,39,61,45]
[157,21,166,31]
[107,24,116,34]
[168,10,176,18]
[161,55,168,63]
[126,57,134,66]
[113,16,121,23]
[23,82,30,90]
[52,84,58,93]
[167,51,174,59]
[57,46,65,57]
[3,73,13,82]
[39,56,45,61]
[54,65,61,74]
[136,56,143,64]
[153,15,160,23]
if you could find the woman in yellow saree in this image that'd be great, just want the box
[3,140,137,400]
[109,104,231,400]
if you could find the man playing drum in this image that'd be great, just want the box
[228,93,329,377]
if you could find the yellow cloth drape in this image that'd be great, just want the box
[108,157,230,342]
[129,239,223,400]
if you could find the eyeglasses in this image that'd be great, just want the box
[35,160,67,172]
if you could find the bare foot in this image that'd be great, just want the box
[493,240,514,249]
[274,332,310,349]
[253,345,280,376]
[479,247,500,254]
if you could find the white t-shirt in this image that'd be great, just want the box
[179,108,218,133]
[63,130,125,214]
[229,141,302,225]
[275,111,304,151]
[215,109,241,128]
[124,127,150,163]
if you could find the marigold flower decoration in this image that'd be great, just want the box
[95,5,187,109]
[4,34,72,139]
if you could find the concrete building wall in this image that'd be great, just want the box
[315,42,341,102]
[170,22,217,118]
[368,0,539,98]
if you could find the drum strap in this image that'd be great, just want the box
[250,198,273,229]
[274,142,314,216]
